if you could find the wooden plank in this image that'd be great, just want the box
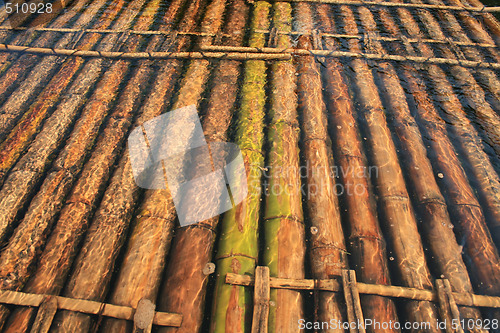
[342,270,358,333]
[443,280,464,333]
[348,270,366,333]
[0,290,182,327]
[251,266,270,333]
[133,299,156,333]
[225,273,500,308]
[436,280,454,333]
[30,297,58,333]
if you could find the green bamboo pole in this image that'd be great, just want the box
[293,3,349,330]
[315,4,400,333]
[335,5,441,330]
[97,0,230,332]
[48,1,206,332]
[359,6,486,331]
[0,0,111,141]
[262,3,306,332]
[208,2,269,332]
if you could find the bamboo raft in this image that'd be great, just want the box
[0,0,499,332]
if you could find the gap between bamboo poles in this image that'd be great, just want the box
[226,272,500,309]
[267,0,500,13]
[0,289,183,327]
[1,43,499,69]
[0,25,495,49]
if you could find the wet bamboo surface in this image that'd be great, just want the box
[0,0,499,332]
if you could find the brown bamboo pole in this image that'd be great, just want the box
[238,0,500,12]
[0,2,181,333]
[0,0,141,188]
[0,289,183,327]
[314,4,401,333]
[294,3,349,331]
[358,6,486,331]
[97,0,230,332]
[0,0,90,95]
[4,43,500,68]
[0,0,111,141]
[225,273,500,308]
[334,5,442,330]
[260,3,306,332]
[461,0,500,46]
[0,0,143,247]
[0,0,151,329]
[388,0,500,259]
[47,2,206,332]
[411,0,500,147]
[155,2,252,333]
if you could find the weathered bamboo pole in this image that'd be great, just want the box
[261,3,306,332]
[97,0,230,332]
[0,0,137,188]
[48,1,206,332]
[0,2,179,333]
[225,273,500,309]
[387,0,500,267]
[358,6,486,331]
[207,2,268,332]
[407,0,500,155]
[293,3,349,331]
[4,43,500,68]
[378,0,500,320]
[0,0,89,96]
[315,4,401,333]
[0,0,111,141]
[0,0,151,329]
[461,0,500,46]
[429,0,500,111]
[0,289,183,327]
[334,5,441,330]
[0,0,141,247]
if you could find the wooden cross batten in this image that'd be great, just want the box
[229,267,500,333]
[0,290,182,332]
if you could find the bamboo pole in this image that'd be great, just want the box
[334,5,441,330]
[0,0,109,141]
[462,0,500,46]
[315,4,401,333]
[387,0,500,281]
[294,3,349,331]
[154,2,254,333]
[0,0,110,186]
[261,3,306,332]
[48,1,206,332]
[3,43,500,68]
[358,6,486,331]
[0,289,182,327]
[0,0,152,329]
[0,2,184,333]
[225,273,500,309]
[97,0,230,332]
[207,2,268,332]
[250,0,500,12]
[410,0,500,155]
[0,0,142,247]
